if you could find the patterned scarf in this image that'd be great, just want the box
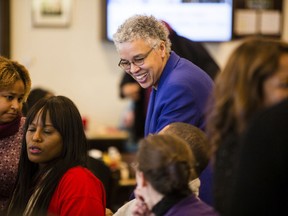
[0,115,21,138]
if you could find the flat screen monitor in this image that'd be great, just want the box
[105,0,234,42]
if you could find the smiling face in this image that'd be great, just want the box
[263,54,288,107]
[117,39,168,89]
[26,110,63,168]
[0,80,25,124]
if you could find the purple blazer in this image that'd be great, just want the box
[165,195,219,216]
[145,52,213,136]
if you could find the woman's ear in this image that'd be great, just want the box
[136,170,148,188]
[159,41,166,58]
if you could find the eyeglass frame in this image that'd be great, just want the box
[118,47,155,71]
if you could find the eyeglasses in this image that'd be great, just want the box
[118,47,154,71]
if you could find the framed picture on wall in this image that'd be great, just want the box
[32,0,72,27]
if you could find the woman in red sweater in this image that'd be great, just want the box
[6,96,106,216]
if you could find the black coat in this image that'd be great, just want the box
[215,99,288,216]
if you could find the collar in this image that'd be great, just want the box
[156,51,180,91]
[152,192,190,216]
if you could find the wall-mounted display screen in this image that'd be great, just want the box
[105,0,234,42]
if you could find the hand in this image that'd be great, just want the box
[105,208,113,216]
[132,199,152,216]
[132,189,154,216]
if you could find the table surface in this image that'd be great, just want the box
[85,126,129,140]
[119,178,136,186]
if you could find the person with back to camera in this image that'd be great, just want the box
[160,122,211,196]
[205,37,288,216]
[229,96,288,216]
[113,14,214,136]
[113,122,214,216]
[6,96,106,216]
[132,134,219,216]
[0,56,31,214]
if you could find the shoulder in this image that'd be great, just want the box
[166,195,219,216]
[165,53,213,88]
[172,52,211,77]
[113,199,136,216]
[54,166,105,201]
[246,99,288,136]
[49,166,106,215]
[241,99,288,154]
[0,117,25,147]
[61,166,103,185]
[255,99,288,122]
[56,166,105,196]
